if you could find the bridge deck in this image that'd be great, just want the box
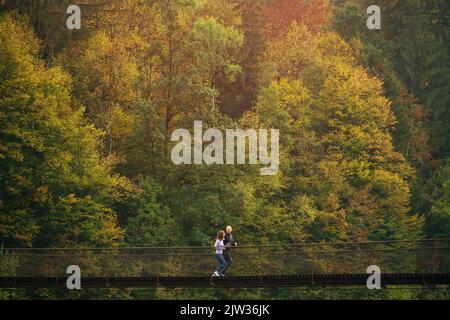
[1,273,450,288]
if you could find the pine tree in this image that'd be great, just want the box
[222,0,267,118]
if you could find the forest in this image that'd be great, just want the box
[0,0,450,299]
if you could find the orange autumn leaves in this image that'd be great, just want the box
[263,0,331,38]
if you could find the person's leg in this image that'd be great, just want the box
[222,253,229,274]
[218,254,227,274]
[213,254,222,276]
[215,254,222,272]
[222,252,233,274]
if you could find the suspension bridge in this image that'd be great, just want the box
[1,238,450,288]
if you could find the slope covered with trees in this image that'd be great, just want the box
[1,0,449,299]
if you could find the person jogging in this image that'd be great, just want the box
[212,230,228,277]
[222,225,237,275]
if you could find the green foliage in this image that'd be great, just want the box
[332,0,449,237]
[250,25,423,242]
[2,0,449,300]
[425,161,450,237]
[126,178,181,246]
[41,194,124,247]
[0,13,123,247]
[190,17,243,85]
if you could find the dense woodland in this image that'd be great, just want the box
[0,0,450,299]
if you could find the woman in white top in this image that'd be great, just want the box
[212,230,228,277]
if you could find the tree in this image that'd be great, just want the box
[68,30,138,156]
[126,178,181,246]
[425,161,450,238]
[331,0,448,234]
[189,17,243,93]
[263,0,331,38]
[0,13,123,247]
[249,25,423,241]
[222,0,267,117]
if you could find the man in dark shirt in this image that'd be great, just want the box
[222,225,237,275]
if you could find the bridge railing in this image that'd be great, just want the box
[1,239,450,277]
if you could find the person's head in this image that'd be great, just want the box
[226,225,232,234]
[217,230,225,240]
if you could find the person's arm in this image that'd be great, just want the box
[231,235,237,246]
[214,240,226,250]
[224,234,231,248]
